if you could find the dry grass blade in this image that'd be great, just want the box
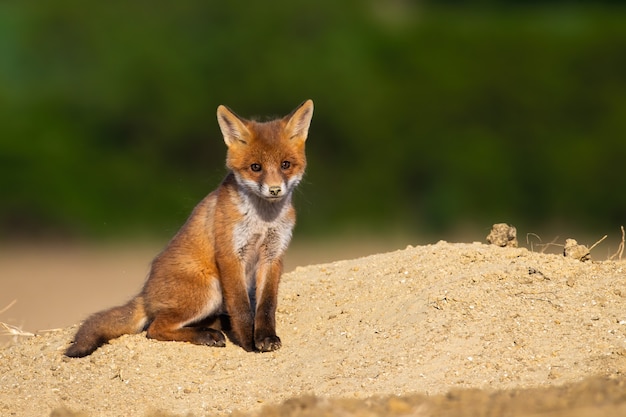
[526,233,541,252]
[528,234,562,254]
[541,236,562,254]
[0,299,17,316]
[0,322,35,337]
[0,299,35,338]
[37,328,63,334]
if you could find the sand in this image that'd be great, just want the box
[1,240,626,416]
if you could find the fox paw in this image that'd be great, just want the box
[197,329,226,347]
[255,335,281,352]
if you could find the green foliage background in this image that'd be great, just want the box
[1,1,625,241]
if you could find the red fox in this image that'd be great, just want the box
[65,100,314,357]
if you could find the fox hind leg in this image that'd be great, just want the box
[143,270,226,346]
[146,309,226,347]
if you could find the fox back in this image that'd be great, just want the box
[65,100,313,357]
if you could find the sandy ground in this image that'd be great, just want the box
[1,239,626,416]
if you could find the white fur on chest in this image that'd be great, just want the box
[232,193,294,270]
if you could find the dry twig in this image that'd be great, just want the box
[610,226,625,261]
[588,234,607,252]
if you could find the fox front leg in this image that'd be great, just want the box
[253,261,282,352]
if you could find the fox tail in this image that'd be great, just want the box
[65,296,148,358]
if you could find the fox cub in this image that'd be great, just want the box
[65,100,314,357]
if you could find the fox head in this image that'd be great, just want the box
[217,100,314,202]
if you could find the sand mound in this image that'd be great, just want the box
[2,241,626,416]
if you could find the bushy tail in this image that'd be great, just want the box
[65,296,147,358]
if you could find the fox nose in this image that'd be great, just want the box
[268,186,282,196]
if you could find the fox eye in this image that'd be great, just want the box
[281,161,291,170]
[250,163,262,172]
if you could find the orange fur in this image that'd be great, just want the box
[65,100,313,357]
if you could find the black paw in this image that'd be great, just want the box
[255,335,281,352]
[198,329,226,347]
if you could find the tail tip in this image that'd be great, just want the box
[64,342,97,358]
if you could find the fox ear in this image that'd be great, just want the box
[217,105,251,147]
[284,99,314,143]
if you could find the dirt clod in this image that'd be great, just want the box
[486,223,518,247]
[564,238,591,261]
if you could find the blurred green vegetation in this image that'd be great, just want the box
[1,1,625,241]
